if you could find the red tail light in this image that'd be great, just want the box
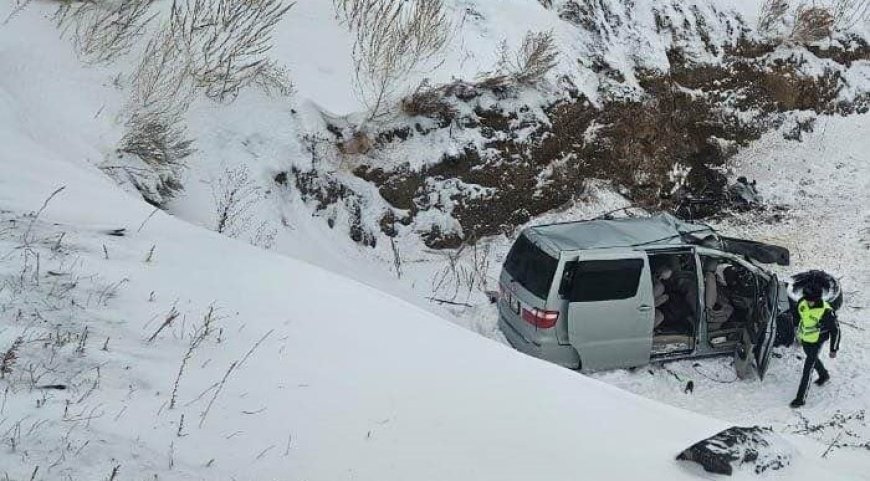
[522,308,559,329]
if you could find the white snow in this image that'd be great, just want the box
[2,0,870,479]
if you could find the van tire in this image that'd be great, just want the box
[786,270,843,310]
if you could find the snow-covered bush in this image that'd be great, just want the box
[112,111,195,207]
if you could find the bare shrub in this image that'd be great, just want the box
[169,0,295,102]
[474,31,558,94]
[507,30,560,85]
[55,0,158,64]
[335,0,451,120]
[792,5,835,42]
[212,165,261,237]
[400,79,456,120]
[1,338,23,379]
[109,111,195,206]
[104,24,196,207]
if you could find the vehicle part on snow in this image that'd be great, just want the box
[728,176,763,208]
[676,426,792,476]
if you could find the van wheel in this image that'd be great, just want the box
[786,270,843,310]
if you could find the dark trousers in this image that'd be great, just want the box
[795,342,828,403]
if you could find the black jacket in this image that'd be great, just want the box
[802,299,841,353]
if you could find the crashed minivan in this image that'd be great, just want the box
[498,213,793,379]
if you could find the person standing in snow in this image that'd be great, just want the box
[790,284,841,408]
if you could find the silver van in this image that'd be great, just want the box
[498,214,793,379]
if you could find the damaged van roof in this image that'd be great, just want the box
[526,213,716,252]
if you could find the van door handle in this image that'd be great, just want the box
[638,305,652,312]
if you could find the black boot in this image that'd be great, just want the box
[814,373,830,386]
[790,398,805,408]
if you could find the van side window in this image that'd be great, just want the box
[563,259,644,302]
[503,234,559,299]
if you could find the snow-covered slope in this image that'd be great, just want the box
[1,62,842,481]
[4,59,865,481]
[2,1,870,479]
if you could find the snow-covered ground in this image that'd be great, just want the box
[3,57,859,481]
[387,113,870,473]
[3,0,870,479]
[595,113,870,471]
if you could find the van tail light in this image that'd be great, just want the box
[522,308,559,329]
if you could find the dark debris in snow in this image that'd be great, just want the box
[676,426,791,476]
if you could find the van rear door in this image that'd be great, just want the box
[499,234,560,344]
[751,273,780,380]
[562,251,654,371]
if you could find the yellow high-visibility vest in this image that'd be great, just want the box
[797,300,831,344]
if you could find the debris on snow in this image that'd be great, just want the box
[677,426,793,476]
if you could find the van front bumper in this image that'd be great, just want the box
[499,314,580,369]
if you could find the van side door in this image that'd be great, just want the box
[561,251,654,371]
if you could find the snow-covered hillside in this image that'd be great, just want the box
[0,54,864,481]
[2,0,870,479]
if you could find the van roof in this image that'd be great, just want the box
[525,213,716,252]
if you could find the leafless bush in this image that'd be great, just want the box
[118,113,194,170]
[130,22,196,115]
[109,111,194,206]
[55,0,158,64]
[169,0,295,102]
[335,0,451,120]
[400,79,456,120]
[791,5,836,42]
[473,32,558,95]
[99,22,196,207]
[505,31,560,86]
[1,338,23,379]
[212,165,261,237]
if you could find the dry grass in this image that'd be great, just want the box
[55,0,158,64]
[508,30,560,86]
[169,0,295,102]
[791,5,835,42]
[335,0,451,120]
[400,79,456,121]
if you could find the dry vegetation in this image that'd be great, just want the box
[50,0,296,207]
[759,0,870,42]
[169,0,295,102]
[335,0,451,120]
[55,0,158,64]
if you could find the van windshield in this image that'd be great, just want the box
[504,234,558,299]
